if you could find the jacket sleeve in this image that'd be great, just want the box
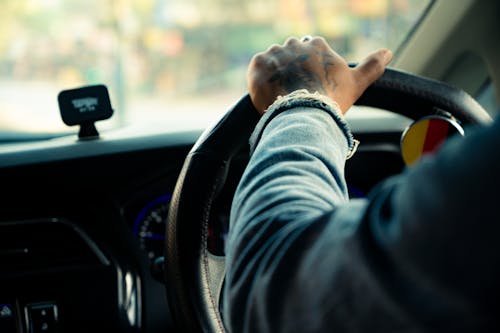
[223,92,500,333]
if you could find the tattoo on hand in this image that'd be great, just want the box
[267,51,336,95]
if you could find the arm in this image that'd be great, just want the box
[223,95,371,332]
[223,37,500,332]
[224,37,396,332]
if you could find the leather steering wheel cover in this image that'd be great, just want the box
[358,68,492,124]
[164,68,491,332]
[165,96,260,332]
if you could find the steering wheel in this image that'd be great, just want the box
[164,68,492,332]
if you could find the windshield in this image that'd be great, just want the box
[0,0,431,136]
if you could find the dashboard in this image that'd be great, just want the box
[0,112,409,332]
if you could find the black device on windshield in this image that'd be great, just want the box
[58,84,113,139]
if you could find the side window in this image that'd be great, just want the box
[442,52,498,117]
[476,80,499,117]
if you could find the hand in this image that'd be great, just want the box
[247,36,392,115]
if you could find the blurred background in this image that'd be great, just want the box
[0,0,429,134]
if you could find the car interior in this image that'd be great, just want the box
[0,0,498,332]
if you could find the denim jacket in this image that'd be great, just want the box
[223,91,500,332]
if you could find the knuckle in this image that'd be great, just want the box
[252,53,266,66]
[311,36,327,46]
[369,57,384,74]
[267,44,282,54]
[284,37,299,46]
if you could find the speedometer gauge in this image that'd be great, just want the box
[132,195,171,261]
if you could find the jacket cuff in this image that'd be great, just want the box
[249,89,359,158]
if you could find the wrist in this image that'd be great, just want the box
[251,89,359,159]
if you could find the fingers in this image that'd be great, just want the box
[353,48,392,91]
[258,38,312,70]
[265,36,328,55]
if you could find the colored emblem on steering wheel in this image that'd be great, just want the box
[401,115,464,166]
